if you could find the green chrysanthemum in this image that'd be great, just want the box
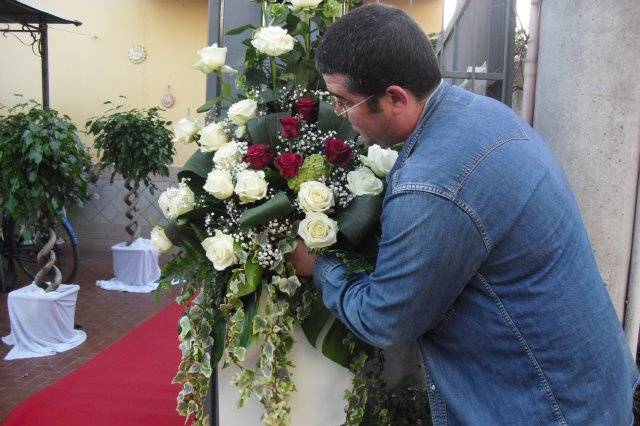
[287,154,330,192]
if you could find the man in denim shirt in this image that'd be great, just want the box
[288,4,638,425]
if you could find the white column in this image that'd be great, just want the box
[533,0,640,351]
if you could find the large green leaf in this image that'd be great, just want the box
[239,191,294,230]
[317,101,358,141]
[246,112,288,146]
[301,296,332,346]
[321,320,353,368]
[212,313,226,364]
[226,24,256,35]
[164,220,198,246]
[178,149,214,185]
[235,260,263,298]
[239,292,259,348]
[337,195,383,247]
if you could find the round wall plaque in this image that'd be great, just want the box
[128,45,147,64]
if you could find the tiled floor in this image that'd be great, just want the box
[0,247,178,421]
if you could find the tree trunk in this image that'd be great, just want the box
[124,181,141,245]
[34,227,62,292]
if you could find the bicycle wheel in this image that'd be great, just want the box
[10,220,80,284]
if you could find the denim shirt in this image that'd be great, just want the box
[314,83,638,425]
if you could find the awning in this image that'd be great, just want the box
[0,0,81,26]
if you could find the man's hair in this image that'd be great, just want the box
[316,4,441,105]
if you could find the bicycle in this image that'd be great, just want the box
[0,211,79,291]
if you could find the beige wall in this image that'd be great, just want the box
[0,0,207,166]
[366,0,444,33]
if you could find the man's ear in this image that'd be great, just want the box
[384,85,410,114]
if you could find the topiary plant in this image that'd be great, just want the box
[0,101,91,291]
[86,102,175,245]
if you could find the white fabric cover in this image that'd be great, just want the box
[96,238,161,293]
[2,283,86,360]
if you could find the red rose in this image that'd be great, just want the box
[294,97,317,121]
[280,116,303,140]
[244,144,273,170]
[324,137,354,167]
[275,152,304,178]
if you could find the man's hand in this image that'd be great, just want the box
[287,240,317,277]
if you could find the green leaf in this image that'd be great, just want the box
[177,149,214,184]
[211,313,226,364]
[321,320,353,368]
[239,192,294,230]
[235,260,262,298]
[317,101,359,141]
[164,220,199,246]
[245,67,268,87]
[239,292,259,348]
[257,89,280,105]
[337,195,383,247]
[226,24,256,35]
[246,111,288,146]
[196,98,219,114]
[301,296,332,346]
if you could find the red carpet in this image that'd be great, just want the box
[3,302,186,426]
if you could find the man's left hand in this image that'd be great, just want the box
[287,240,317,277]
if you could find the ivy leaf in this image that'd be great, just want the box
[337,195,383,247]
[239,191,294,230]
[246,111,288,146]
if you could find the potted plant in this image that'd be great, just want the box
[0,102,91,291]
[86,102,175,245]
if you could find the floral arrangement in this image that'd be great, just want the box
[152,1,425,425]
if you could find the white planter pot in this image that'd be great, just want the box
[218,325,352,425]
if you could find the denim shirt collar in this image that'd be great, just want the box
[387,81,450,182]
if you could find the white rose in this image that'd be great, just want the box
[251,26,295,57]
[158,183,196,220]
[199,122,227,152]
[359,144,398,177]
[234,170,268,204]
[213,142,241,170]
[203,169,234,199]
[173,118,199,144]
[228,99,258,126]
[298,212,338,249]
[150,227,173,253]
[298,181,334,213]
[192,43,236,74]
[346,167,384,196]
[288,0,323,13]
[201,231,237,271]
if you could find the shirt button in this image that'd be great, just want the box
[430,384,436,391]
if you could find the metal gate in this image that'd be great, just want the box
[436,0,516,106]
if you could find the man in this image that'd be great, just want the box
[288,4,638,425]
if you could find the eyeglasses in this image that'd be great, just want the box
[332,94,374,117]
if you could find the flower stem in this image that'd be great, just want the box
[304,31,311,58]
[261,0,267,26]
[270,56,277,91]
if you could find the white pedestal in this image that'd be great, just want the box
[96,238,161,293]
[218,325,352,425]
[2,283,86,360]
